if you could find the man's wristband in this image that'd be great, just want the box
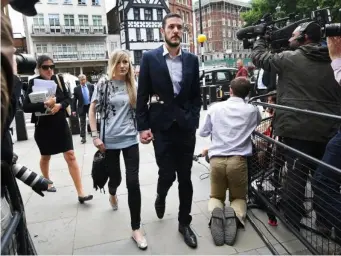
[91,131,99,138]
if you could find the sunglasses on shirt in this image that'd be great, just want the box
[41,65,55,70]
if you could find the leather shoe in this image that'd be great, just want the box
[155,195,166,219]
[179,224,197,248]
[81,137,86,144]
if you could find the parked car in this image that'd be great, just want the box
[199,67,238,104]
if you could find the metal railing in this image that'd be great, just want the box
[35,51,109,62]
[247,94,341,254]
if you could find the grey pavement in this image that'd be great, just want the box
[12,109,306,255]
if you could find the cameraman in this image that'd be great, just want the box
[251,22,341,230]
[1,0,40,254]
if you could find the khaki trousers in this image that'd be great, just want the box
[208,156,248,226]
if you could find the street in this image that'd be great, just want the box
[12,110,306,255]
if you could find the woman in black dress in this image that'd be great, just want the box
[23,55,92,203]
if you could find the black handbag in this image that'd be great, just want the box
[91,82,109,192]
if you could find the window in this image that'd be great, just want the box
[204,72,213,84]
[216,71,229,82]
[79,43,105,59]
[223,30,226,37]
[78,0,86,5]
[92,0,100,5]
[146,28,153,41]
[64,0,72,4]
[208,30,212,38]
[222,18,225,25]
[228,29,231,37]
[203,21,206,28]
[144,8,152,21]
[233,20,236,27]
[208,19,211,27]
[134,8,140,20]
[36,44,48,55]
[64,14,74,26]
[228,19,231,26]
[110,42,117,51]
[136,28,141,41]
[52,43,78,60]
[134,50,142,65]
[92,15,102,26]
[33,14,44,26]
[78,15,88,25]
[182,31,188,44]
[159,29,163,41]
[157,9,162,21]
[48,14,60,26]
[238,20,242,27]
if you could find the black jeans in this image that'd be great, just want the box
[106,144,141,230]
[79,104,90,138]
[152,122,196,226]
[281,137,327,227]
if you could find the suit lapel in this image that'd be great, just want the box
[157,46,174,95]
[180,51,188,88]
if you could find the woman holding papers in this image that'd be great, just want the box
[23,55,93,204]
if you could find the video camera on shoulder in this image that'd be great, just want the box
[236,7,341,52]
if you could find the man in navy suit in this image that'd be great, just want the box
[136,13,201,248]
[72,74,94,143]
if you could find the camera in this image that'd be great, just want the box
[15,53,36,75]
[237,7,341,51]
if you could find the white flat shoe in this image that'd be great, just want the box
[132,235,148,250]
[109,195,118,211]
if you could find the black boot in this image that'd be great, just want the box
[179,224,197,248]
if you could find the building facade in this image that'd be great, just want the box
[193,0,251,61]
[107,0,170,66]
[23,0,109,82]
[168,0,194,52]
[13,33,28,53]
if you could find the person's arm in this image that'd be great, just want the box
[57,75,72,110]
[190,56,202,128]
[251,38,286,73]
[136,52,151,132]
[331,58,341,86]
[22,79,46,113]
[198,111,212,137]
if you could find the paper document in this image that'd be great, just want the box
[32,79,57,96]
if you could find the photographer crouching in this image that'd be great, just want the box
[250,22,341,231]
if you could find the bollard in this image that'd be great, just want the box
[15,109,28,141]
[202,86,208,110]
[209,85,217,104]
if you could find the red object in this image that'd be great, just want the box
[268,219,278,226]
[236,67,248,77]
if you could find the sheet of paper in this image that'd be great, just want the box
[28,91,49,103]
[32,79,57,96]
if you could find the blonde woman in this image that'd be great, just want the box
[89,50,147,249]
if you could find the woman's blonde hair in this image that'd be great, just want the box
[107,49,136,108]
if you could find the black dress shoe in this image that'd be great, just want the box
[81,137,86,144]
[78,195,93,204]
[179,224,197,248]
[155,195,166,219]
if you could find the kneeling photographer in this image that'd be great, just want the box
[250,21,341,229]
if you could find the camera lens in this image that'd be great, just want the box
[15,54,37,75]
[325,24,341,37]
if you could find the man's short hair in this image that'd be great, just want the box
[230,77,251,98]
[78,74,86,80]
[162,13,182,29]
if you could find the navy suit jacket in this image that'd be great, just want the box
[136,46,202,132]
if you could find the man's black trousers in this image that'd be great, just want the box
[79,104,90,138]
[152,122,196,226]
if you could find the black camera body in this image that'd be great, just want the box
[237,7,341,51]
[15,53,36,75]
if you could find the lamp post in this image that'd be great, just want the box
[197,0,207,110]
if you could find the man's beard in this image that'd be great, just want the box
[165,36,181,48]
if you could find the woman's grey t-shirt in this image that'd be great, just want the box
[91,78,138,149]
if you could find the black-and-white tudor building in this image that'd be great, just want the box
[116,0,170,66]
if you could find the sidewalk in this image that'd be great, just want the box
[12,110,304,255]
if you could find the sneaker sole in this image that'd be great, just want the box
[210,207,225,246]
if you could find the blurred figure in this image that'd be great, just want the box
[23,55,93,203]
[72,74,94,143]
[236,59,248,77]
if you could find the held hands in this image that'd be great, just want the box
[201,148,209,157]
[327,37,341,60]
[139,130,154,144]
[93,137,106,153]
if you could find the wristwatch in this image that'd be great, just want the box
[91,131,99,138]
